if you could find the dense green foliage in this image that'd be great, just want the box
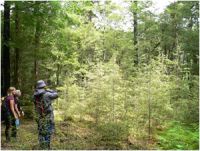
[1,0,199,150]
[157,121,199,149]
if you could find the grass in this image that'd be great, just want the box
[1,118,138,150]
[2,118,198,150]
[156,121,199,150]
[1,120,38,150]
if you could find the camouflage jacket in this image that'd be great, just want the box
[33,89,58,122]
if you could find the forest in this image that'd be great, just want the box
[1,0,199,150]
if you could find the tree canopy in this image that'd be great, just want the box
[1,1,199,150]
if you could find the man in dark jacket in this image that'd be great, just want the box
[33,80,58,149]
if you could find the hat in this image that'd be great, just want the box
[36,80,46,89]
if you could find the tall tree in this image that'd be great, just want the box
[14,2,20,88]
[2,1,10,96]
[34,2,40,85]
[132,0,138,65]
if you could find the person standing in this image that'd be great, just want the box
[15,90,24,117]
[4,87,19,142]
[33,80,58,149]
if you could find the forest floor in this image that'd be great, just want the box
[1,117,154,150]
[1,117,198,150]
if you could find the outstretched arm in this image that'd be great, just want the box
[48,91,58,100]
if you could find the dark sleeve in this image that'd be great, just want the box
[48,91,58,100]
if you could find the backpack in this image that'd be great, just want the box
[1,96,8,122]
[34,92,49,117]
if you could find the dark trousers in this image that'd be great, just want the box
[37,118,54,149]
[5,115,17,141]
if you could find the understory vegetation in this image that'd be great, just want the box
[1,0,199,150]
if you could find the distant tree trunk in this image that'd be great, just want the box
[170,7,178,61]
[148,53,152,141]
[123,73,128,118]
[133,0,138,65]
[170,22,177,60]
[102,1,107,62]
[188,4,198,75]
[34,22,39,84]
[1,1,10,96]
[95,64,100,125]
[112,78,115,122]
[56,64,60,86]
[34,2,40,86]
[14,2,20,88]
[88,10,93,22]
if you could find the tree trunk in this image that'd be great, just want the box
[1,1,10,96]
[133,0,138,65]
[170,8,178,61]
[34,22,39,84]
[34,2,40,86]
[148,53,152,141]
[112,78,115,122]
[56,64,60,86]
[14,2,20,88]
